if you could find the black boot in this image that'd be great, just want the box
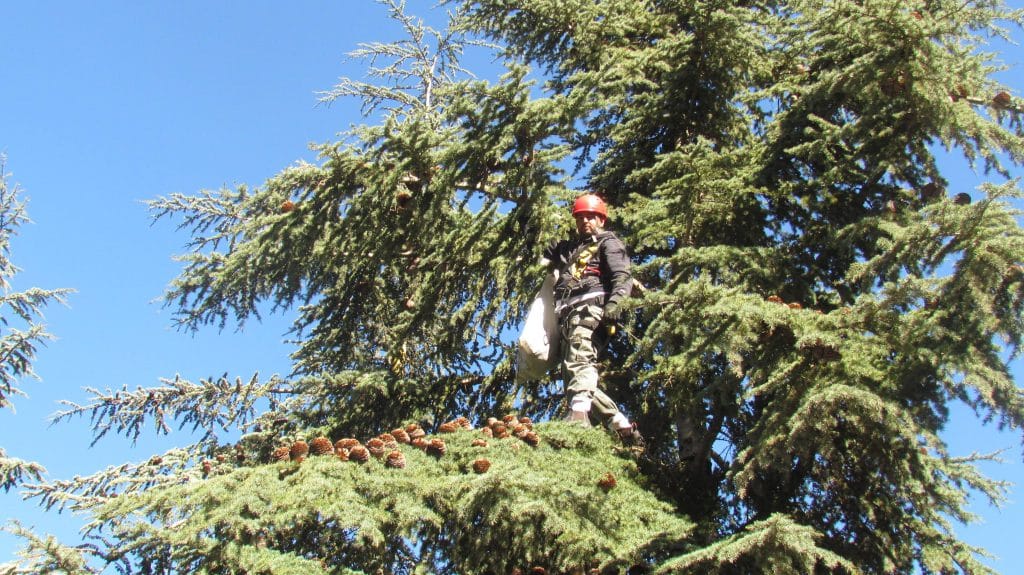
[617,423,645,450]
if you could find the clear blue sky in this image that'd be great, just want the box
[1,1,1022,571]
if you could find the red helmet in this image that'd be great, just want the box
[572,193,608,218]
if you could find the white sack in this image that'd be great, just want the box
[515,273,559,383]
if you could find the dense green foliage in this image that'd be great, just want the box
[6,0,1024,573]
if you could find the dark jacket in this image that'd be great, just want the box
[544,231,632,308]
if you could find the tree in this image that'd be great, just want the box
[0,158,70,493]
[9,0,1024,573]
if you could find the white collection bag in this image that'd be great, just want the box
[515,273,560,383]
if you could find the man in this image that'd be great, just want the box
[543,193,644,448]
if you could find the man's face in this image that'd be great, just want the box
[575,212,606,236]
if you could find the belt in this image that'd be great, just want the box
[554,290,604,316]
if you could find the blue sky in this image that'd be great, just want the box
[1,0,1022,571]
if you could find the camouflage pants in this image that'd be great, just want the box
[558,300,625,427]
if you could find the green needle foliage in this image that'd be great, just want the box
[9,0,1024,573]
[0,159,70,492]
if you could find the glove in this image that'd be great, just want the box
[603,301,622,322]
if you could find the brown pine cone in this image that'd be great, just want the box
[438,421,459,434]
[518,416,534,430]
[378,433,399,449]
[336,448,350,462]
[491,423,509,439]
[522,431,541,447]
[502,414,517,424]
[271,446,291,463]
[335,438,361,452]
[385,450,407,469]
[310,437,334,456]
[349,445,370,463]
[407,425,426,440]
[290,440,309,461]
[455,416,472,430]
[472,458,491,474]
[471,438,489,448]
[480,426,494,438]
[391,428,411,444]
[366,437,387,458]
[598,472,617,492]
[530,568,547,575]
[512,424,529,438]
[426,438,447,458]
[411,437,429,450]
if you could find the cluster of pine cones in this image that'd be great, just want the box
[269,414,540,471]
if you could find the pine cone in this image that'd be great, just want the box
[518,416,534,430]
[280,200,295,213]
[385,450,407,469]
[391,428,411,444]
[336,448,350,462]
[522,431,541,447]
[480,426,494,438]
[335,438,361,451]
[411,437,429,450]
[407,425,426,440]
[271,446,291,463]
[455,416,472,430]
[486,417,500,427]
[310,437,334,456]
[512,424,529,438]
[471,438,489,448]
[472,458,491,474]
[954,192,972,205]
[438,421,460,434]
[201,460,213,475]
[491,423,509,439]
[530,568,546,575]
[378,433,399,449]
[367,437,387,459]
[426,438,447,458]
[993,91,1013,108]
[290,440,309,461]
[349,445,370,463]
[502,414,517,424]
[598,472,617,492]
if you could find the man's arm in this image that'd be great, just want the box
[601,237,632,320]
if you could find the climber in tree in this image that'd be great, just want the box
[544,193,644,448]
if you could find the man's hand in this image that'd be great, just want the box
[604,301,621,322]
